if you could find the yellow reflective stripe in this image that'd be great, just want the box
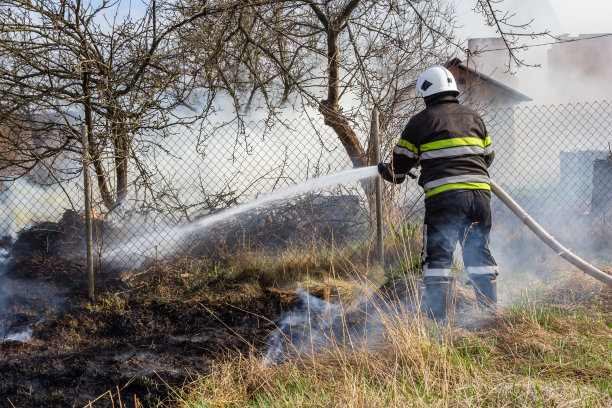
[425,182,491,198]
[421,136,490,152]
[396,139,418,154]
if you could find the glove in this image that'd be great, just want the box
[378,162,405,184]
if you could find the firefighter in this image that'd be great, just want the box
[378,65,498,320]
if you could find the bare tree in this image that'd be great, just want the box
[0,0,214,209]
[183,0,550,170]
[183,0,456,168]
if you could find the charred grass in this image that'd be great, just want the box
[0,235,388,407]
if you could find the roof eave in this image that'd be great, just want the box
[447,60,533,102]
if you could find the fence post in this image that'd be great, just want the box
[371,107,384,268]
[82,125,95,300]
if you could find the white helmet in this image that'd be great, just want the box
[416,66,459,98]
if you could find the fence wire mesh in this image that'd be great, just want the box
[486,101,612,250]
[0,100,610,276]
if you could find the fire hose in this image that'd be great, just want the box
[490,180,612,287]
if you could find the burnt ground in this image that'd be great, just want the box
[0,266,298,407]
[0,290,297,407]
[0,216,300,407]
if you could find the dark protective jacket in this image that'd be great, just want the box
[391,93,495,199]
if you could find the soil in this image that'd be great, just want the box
[0,216,300,407]
[0,271,298,407]
[0,289,297,407]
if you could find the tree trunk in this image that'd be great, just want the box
[319,101,367,169]
[82,72,114,210]
[319,28,367,169]
[111,114,129,205]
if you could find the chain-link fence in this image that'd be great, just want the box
[486,101,612,251]
[0,100,610,277]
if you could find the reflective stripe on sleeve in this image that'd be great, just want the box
[423,174,490,191]
[423,265,451,277]
[393,145,419,159]
[425,182,491,198]
[466,266,498,275]
[420,136,490,152]
[396,139,418,154]
[420,145,484,160]
[484,145,494,155]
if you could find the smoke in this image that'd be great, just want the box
[4,328,33,342]
[263,284,420,364]
[0,243,66,344]
[0,250,28,343]
[453,0,612,104]
[0,178,80,238]
[264,272,508,365]
[490,200,611,278]
[264,286,344,364]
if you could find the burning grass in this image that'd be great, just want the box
[171,272,612,408]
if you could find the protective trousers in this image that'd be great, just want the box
[421,190,498,318]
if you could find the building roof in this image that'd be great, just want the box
[399,58,532,103]
[445,58,532,102]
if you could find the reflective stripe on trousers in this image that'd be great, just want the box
[466,265,498,275]
[423,265,452,277]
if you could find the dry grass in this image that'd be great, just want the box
[121,221,612,407]
[168,272,612,407]
[123,234,390,305]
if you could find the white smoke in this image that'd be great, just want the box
[453,0,612,104]
[264,286,344,364]
[0,178,79,238]
[263,284,414,364]
[4,328,33,342]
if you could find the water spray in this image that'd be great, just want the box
[104,166,380,264]
[104,165,611,288]
[490,180,612,287]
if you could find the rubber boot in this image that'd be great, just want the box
[469,274,497,311]
[421,277,453,321]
